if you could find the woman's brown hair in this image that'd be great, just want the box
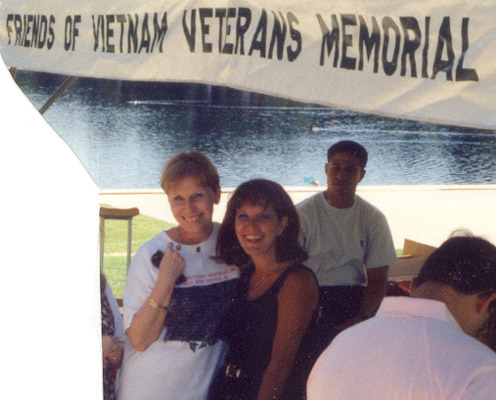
[215,179,307,267]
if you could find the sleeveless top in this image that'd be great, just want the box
[209,263,320,400]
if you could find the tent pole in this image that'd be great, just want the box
[39,76,78,115]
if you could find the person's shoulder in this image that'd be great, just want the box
[454,331,496,362]
[130,231,168,266]
[355,195,387,219]
[278,265,319,311]
[297,192,325,212]
[282,264,319,293]
[138,230,168,251]
[211,221,221,236]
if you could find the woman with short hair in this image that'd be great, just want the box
[118,152,240,400]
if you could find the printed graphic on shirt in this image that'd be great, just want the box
[164,278,239,346]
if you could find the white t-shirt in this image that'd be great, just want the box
[307,297,496,400]
[297,193,397,286]
[118,223,240,400]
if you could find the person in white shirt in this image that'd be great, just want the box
[307,235,496,400]
[297,140,397,349]
[118,152,240,400]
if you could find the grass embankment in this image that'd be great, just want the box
[102,208,175,298]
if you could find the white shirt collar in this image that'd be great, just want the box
[377,297,462,331]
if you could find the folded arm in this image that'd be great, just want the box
[126,242,185,351]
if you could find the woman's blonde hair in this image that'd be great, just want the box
[160,151,220,195]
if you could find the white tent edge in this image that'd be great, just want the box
[0,59,101,398]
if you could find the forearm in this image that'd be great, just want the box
[127,242,186,351]
[359,266,388,317]
[256,357,293,400]
[126,281,175,351]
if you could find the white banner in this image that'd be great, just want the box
[1,0,496,129]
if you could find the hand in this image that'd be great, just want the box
[157,242,186,287]
[102,334,124,369]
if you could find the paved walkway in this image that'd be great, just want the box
[100,185,496,250]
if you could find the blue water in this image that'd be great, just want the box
[15,72,496,189]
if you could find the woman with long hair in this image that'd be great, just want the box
[209,179,320,400]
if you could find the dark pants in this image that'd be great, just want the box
[317,285,365,351]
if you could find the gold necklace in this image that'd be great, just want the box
[250,264,286,294]
[251,272,272,293]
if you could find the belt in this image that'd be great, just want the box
[224,363,242,379]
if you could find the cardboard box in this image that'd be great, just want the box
[388,239,437,283]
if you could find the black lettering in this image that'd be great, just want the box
[105,15,115,53]
[116,14,126,53]
[38,15,48,49]
[14,15,22,46]
[215,8,226,53]
[24,14,33,47]
[7,14,56,49]
[183,10,196,52]
[150,12,167,52]
[432,17,454,80]
[249,9,267,57]
[317,14,340,67]
[358,16,380,72]
[6,14,13,45]
[199,8,213,53]
[286,12,301,62]
[422,17,430,78]
[341,14,357,70]
[456,18,478,81]
[64,16,72,51]
[382,16,400,76]
[22,15,27,46]
[127,14,139,53]
[92,15,103,51]
[222,8,236,54]
[73,15,81,51]
[139,13,151,53]
[268,11,286,60]
[31,15,40,47]
[47,15,55,49]
[235,7,251,55]
[400,17,421,77]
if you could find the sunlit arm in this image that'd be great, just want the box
[126,242,185,351]
[256,268,319,400]
[126,282,175,351]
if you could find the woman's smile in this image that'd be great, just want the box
[235,202,287,261]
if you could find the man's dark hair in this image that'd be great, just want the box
[417,236,496,295]
[327,140,368,170]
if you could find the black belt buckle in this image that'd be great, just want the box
[225,364,242,379]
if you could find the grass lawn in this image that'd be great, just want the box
[101,207,175,298]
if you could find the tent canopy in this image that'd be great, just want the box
[1,2,495,398]
[1,0,496,129]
